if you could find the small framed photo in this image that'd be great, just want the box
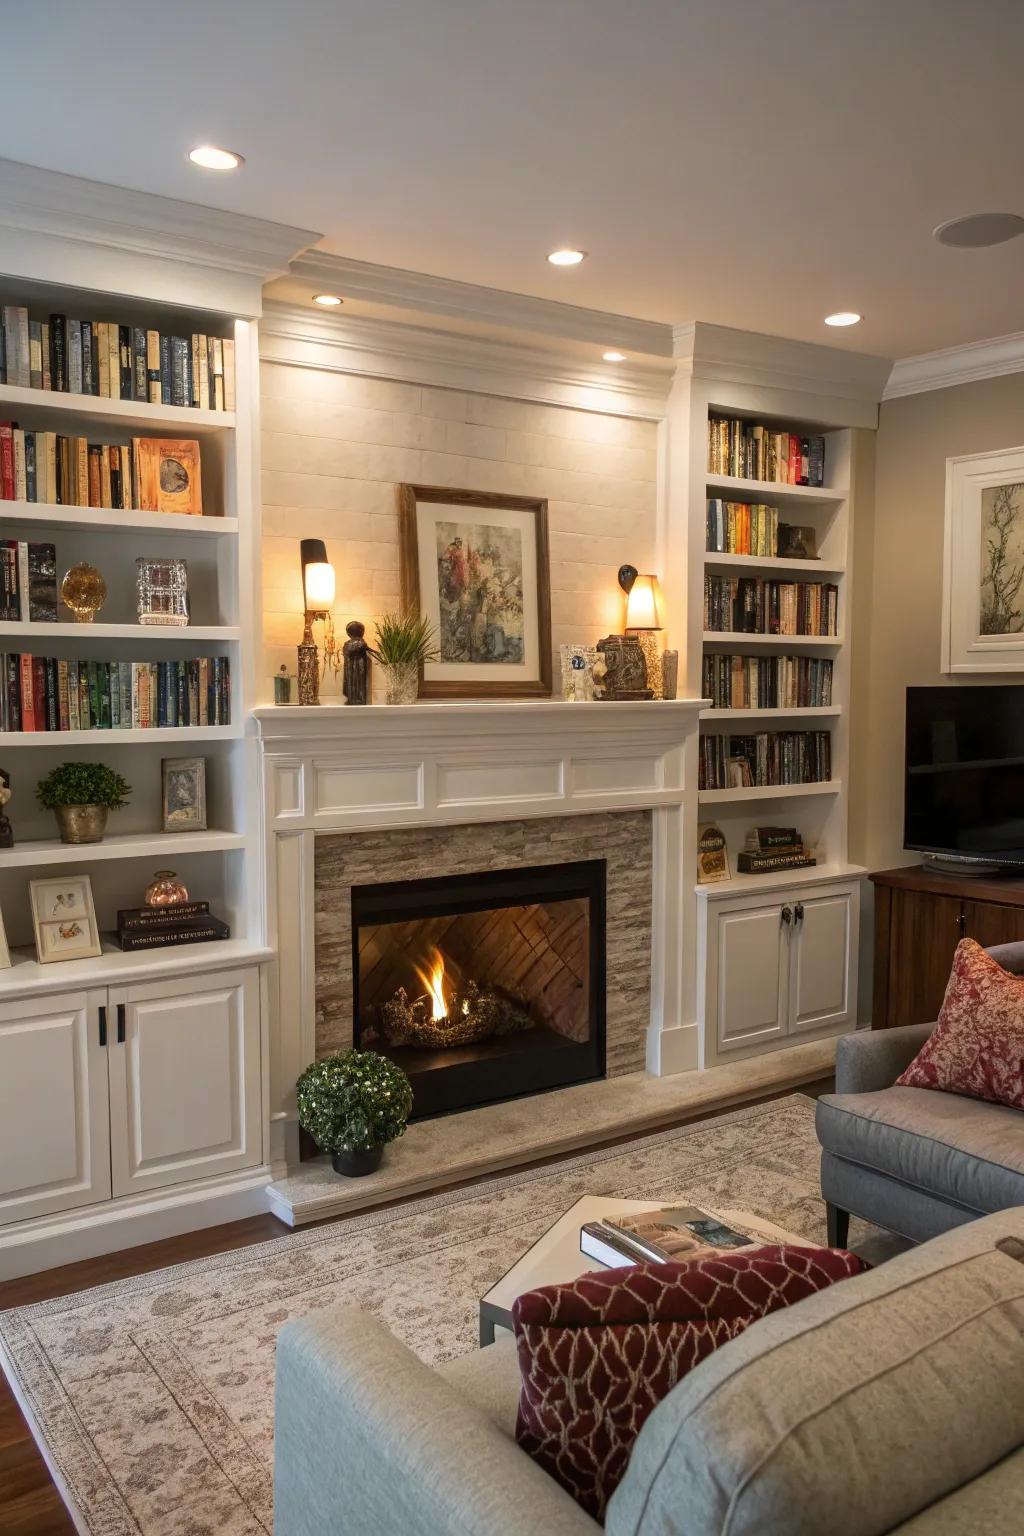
[30,877,102,964]
[162,757,207,832]
[0,907,10,970]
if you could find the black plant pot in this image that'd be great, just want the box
[331,1145,384,1178]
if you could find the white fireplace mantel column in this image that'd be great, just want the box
[252,698,703,1170]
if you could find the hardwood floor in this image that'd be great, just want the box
[0,1077,833,1533]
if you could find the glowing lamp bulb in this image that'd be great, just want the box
[625,573,662,630]
[303,561,335,610]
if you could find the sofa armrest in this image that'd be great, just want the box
[835,1023,934,1094]
[274,1305,601,1536]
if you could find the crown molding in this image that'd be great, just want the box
[289,250,673,357]
[675,321,891,409]
[883,330,1024,400]
[259,301,673,418]
[0,158,320,317]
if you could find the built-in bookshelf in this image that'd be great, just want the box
[694,407,856,882]
[0,274,261,993]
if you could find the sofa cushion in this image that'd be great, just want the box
[897,938,1024,1109]
[606,1208,1024,1536]
[816,1086,1024,1216]
[437,1333,521,1438]
[512,1245,865,1521]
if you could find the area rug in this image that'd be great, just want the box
[0,1095,881,1536]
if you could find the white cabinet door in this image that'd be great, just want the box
[0,990,110,1227]
[107,968,261,1197]
[711,900,788,1053]
[788,886,858,1035]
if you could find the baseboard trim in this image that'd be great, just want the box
[646,1020,700,1075]
[0,1167,274,1281]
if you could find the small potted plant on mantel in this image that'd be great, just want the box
[367,609,438,705]
[296,1048,414,1177]
[36,762,132,845]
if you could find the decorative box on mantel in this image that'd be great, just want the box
[252,699,704,1170]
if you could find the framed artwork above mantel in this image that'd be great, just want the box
[943,444,1024,672]
[398,483,553,699]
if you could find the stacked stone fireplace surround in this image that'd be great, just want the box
[314,810,653,1078]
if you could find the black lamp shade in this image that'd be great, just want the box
[300,538,328,571]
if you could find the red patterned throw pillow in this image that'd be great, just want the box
[897,938,1024,1109]
[512,1244,866,1518]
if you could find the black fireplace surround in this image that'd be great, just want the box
[351,859,606,1119]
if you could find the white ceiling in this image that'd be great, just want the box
[2,0,1022,361]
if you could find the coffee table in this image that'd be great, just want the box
[478,1195,812,1345]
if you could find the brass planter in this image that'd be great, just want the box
[54,804,109,844]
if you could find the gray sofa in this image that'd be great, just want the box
[274,1207,1024,1535]
[817,940,1024,1246]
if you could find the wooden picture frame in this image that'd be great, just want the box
[398,484,552,699]
[30,876,102,964]
[162,756,207,832]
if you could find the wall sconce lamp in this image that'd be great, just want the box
[297,539,337,705]
[618,565,664,697]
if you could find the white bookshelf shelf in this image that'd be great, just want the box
[706,472,847,506]
[702,631,842,648]
[0,621,240,641]
[0,937,275,1002]
[703,552,846,576]
[0,502,239,537]
[700,706,841,722]
[1,830,244,867]
[0,724,242,746]
[698,780,841,805]
[0,382,234,434]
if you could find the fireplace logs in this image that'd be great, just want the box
[379,979,536,1051]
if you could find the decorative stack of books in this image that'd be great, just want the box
[580,1205,755,1268]
[0,426,202,515]
[1,655,231,731]
[0,307,234,411]
[708,416,825,487]
[737,826,816,874]
[117,900,230,952]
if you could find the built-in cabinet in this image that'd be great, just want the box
[0,967,261,1230]
[697,876,859,1063]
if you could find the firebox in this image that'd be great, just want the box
[351,860,606,1119]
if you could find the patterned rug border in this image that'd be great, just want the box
[1,1093,816,1330]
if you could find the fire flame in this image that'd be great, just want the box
[416,948,448,1022]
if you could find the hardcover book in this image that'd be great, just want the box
[132,437,202,515]
[580,1206,756,1269]
[27,543,58,622]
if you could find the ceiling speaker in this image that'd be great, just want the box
[934,212,1024,248]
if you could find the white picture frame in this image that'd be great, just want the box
[29,876,102,964]
[0,907,10,970]
[942,445,1024,672]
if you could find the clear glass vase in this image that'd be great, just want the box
[383,661,419,705]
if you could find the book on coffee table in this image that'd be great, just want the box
[581,1205,755,1269]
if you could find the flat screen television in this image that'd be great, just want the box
[905,685,1024,871]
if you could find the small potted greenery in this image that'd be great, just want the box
[296,1048,414,1176]
[368,609,439,704]
[36,762,131,845]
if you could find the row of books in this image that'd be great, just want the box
[0,307,234,411]
[0,655,231,732]
[117,900,230,952]
[0,425,201,514]
[708,416,826,487]
[705,499,779,557]
[0,542,57,622]
[704,575,839,636]
[699,730,832,791]
[701,654,834,710]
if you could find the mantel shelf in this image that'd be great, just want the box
[0,382,234,434]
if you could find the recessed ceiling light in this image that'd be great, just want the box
[934,212,1024,248]
[824,311,861,327]
[188,145,244,171]
[602,350,626,362]
[313,293,343,307]
[547,248,586,266]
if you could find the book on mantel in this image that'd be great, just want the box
[116,901,229,951]
[581,1206,755,1269]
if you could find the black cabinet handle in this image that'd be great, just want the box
[98,1005,107,1047]
[116,1003,126,1044]
[781,905,793,926]
[794,902,805,924]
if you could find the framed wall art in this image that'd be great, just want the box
[942,445,1024,672]
[162,756,207,832]
[30,876,102,964]
[397,484,552,699]
[0,906,10,969]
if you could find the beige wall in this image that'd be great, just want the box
[850,372,1024,873]
[259,360,658,699]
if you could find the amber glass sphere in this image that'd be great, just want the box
[60,563,107,623]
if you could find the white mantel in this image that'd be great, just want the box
[252,698,704,1170]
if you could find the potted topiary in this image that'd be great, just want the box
[367,609,439,705]
[36,762,132,845]
[296,1048,414,1176]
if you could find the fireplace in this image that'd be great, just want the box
[351,860,606,1119]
